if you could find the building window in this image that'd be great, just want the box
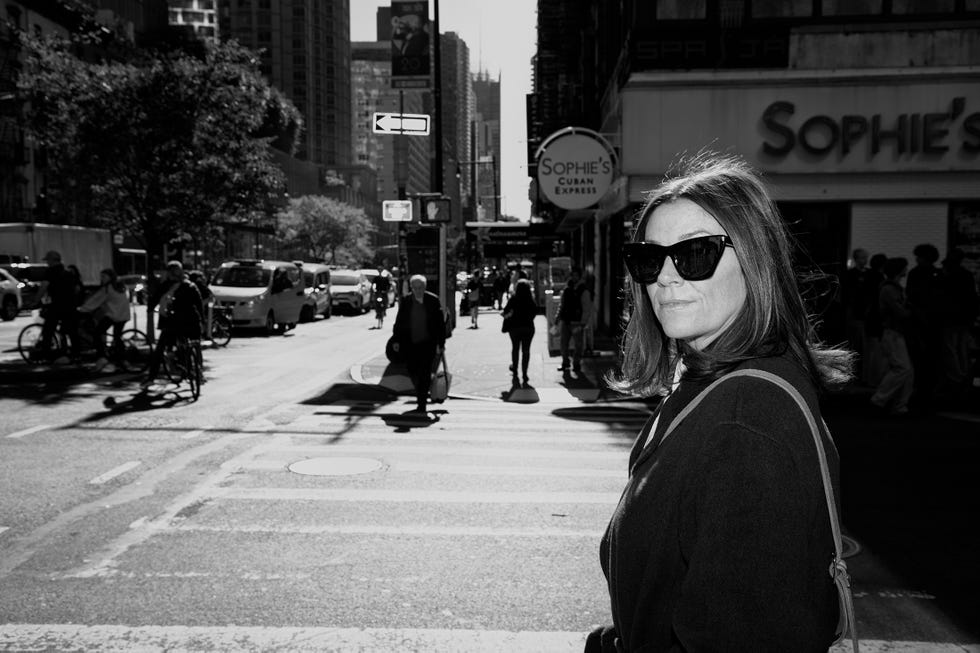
[822,0,882,15]
[750,0,811,17]
[891,0,954,12]
[657,0,706,19]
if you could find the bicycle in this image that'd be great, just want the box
[160,336,203,400]
[207,305,232,348]
[17,316,150,373]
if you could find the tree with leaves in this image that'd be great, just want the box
[277,195,374,266]
[17,28,302,271]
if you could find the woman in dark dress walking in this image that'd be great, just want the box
[501,278,537,387]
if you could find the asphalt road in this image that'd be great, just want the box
[0,307,977,652]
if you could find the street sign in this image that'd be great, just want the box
[373,112,431,136]
[382,200,413,222]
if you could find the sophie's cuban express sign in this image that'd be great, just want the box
[536,128,617,210]
[760,96,980,158]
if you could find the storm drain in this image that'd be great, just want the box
[287,457,383,477]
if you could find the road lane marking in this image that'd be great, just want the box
[180,428,209,440]
[0,626,971,653]
[175,523,603,537]
[5,424,51,439]
[88,461,141,485]
[223,488,622,504]
[0,624,587,652]
[0,527,8,536]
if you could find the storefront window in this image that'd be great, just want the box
[751,0,812,17]
[950,203,980,289]
[892,0,954,12]
[823,0,882,15]
[657,0,706,20]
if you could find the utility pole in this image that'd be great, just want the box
[432,0,447,309]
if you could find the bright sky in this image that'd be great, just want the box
[350,0,537,221]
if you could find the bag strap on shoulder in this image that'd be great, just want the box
[659,369,859,653]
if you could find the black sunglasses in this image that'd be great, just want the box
[623,235,735,283]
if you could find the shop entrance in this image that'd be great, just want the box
[777,202,850,344]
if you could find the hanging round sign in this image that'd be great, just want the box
[535,127,617,210]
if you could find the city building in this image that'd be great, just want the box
[216,0,352,169]
[1,0,169,222]
[167,0,217,40]
[472,70,501,223]
[534,0,980,342]
[352,40,428,252]
[437,31,474,233]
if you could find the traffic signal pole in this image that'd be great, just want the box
[432,0,448,310]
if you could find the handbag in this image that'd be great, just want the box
[385,335,403,364]
[501,312,513,333]
[658,369,859,653]
[430,350,451,403]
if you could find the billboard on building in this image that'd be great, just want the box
[390,1,430,89]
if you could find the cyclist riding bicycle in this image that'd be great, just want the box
[37,250,82,364]
[371,265,391,329]
[143,261,204,389]
[77,268,131,372]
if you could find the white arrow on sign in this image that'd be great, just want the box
[373,112,431,136]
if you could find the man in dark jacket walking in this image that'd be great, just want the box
[391,274,446,416]
[557,266,585,373]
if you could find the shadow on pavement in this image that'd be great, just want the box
[501,381,540,403]
[75,386,193,423]
[824,389,980,639]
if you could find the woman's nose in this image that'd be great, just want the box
[656,256,683,286]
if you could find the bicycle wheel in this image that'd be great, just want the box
[17,323,45,364]
[160,341,181,382]
[210,315,231,347]
[116,329,151,373]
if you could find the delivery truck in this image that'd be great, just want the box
[0,222,114,286]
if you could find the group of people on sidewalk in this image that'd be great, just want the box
[843,243,978,416]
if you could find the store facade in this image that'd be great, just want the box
[590,66,980,341]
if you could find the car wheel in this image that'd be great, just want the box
[300,304,314,323]
[265,311,277,336]
[323,300,332,319]
[1,296,17,321]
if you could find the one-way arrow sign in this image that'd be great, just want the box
[373,112,431,136]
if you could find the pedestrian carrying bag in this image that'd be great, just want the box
[658,369,859,653]
[430,351,451,403]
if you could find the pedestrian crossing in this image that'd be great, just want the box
[3,398,979,651]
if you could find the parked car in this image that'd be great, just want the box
[330,269,372,314]
[118,274,148,304]
[0,263,48,311]
[300,263,332,322]
[358,268,396,307]
[0,267,23,320]
[210,259,305,334]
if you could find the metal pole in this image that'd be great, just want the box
[432,0,447,309]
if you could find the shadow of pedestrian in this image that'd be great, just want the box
[501,381,539,404]
[381,408,444,432]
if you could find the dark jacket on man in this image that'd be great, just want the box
[393,290,446,347]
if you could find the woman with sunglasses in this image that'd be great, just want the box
[589,152,854,653]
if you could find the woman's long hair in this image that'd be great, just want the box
[609,151,854,397]
[101,268,126,293]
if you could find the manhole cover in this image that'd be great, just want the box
[288,457,382,477]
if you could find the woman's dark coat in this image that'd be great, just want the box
[600,353,840,652]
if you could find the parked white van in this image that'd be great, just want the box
[210,259,305,334]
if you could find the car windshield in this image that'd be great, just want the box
[212,266,271,288]
[332,273,359,286]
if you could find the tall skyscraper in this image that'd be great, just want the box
[216,0,352,168]
[471,70,500,221]
[437,31,473,229]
